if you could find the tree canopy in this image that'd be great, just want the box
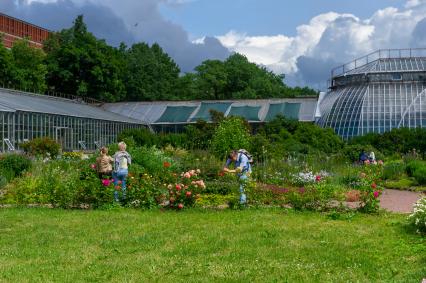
[0,15,317,102]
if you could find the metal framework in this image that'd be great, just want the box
[0,89,145,152]
[318,48,426,140]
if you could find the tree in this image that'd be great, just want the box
[0,36,14,87]
[44,15,126,102]
[124,43,180,101]
[10,40,47,93]
[195,60,228,100]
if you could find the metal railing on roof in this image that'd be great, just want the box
[331,48,426,78]
[0,84,103,105]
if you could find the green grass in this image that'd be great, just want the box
[0,208,425,282]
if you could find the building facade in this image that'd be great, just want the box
[0,13,50,49]
[317,48,426,139]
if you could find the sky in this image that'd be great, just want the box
[2,0,426,90]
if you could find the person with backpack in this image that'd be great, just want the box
[223,149,253,205]
[112,141,132,202]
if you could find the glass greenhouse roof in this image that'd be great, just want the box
[190,102,231,121]
[0,89,142,123]
[156,106,197,123]
[343,58,426,76]
[228,106,261,121]
[265,103,301,121]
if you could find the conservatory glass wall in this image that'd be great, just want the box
[317,48,426,139]
[0,88,145,152]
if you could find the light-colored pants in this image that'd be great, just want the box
[239,174,248,204]
[113,169,128,201]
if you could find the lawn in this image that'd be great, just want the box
[0,208,425,282]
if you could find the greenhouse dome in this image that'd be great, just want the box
[317,48,426,140]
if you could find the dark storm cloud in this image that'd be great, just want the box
[0,0,230,72]
[107,0,230,71]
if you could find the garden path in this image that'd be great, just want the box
[379,189,424,213]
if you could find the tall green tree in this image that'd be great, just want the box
[194,60,228,100]
[0,36,14,87]
[124,43,180,101]
[44,15,126,102]
[10,40,47,93]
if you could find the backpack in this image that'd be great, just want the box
[238,149,253,163]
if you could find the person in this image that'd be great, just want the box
[95,147,113,179]
[359,150,368,164]
[368,151,376,164]
[112,142,132,202]
[223,149,252,205]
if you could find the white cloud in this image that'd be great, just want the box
[216,0,426,87]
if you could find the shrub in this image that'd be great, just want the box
[406,160,426,177]
[0,153,32,180]
[62,151,83,160]
[20,137,61,158]
[413,166,426,185]
[118,128,158,147]
[407,197,426,234]
[382,160,406,180]
[211,116,251,159]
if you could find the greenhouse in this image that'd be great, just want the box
[317,48,426,139]
[0,88,145,152]
[103,98,318,133]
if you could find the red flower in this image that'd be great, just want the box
[177,203,184,209]
[371,183,377,189]
[163,161,171,168]
[114,185,121,191]
[315,175,321,182]
[175,184,182,191]
[218,171,225,177]
[373,191,380,198]
[186,191,192,197]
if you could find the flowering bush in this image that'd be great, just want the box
[165,169,205,209]
[356,164,384,213]
[290,170,329,187]
[407,197,426,234]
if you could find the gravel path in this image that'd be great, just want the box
[379,189,425,213]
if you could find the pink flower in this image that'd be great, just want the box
[177,203,184,209]
[364,160,370,165]
[373,191,380,198]
[90,164,96,169]
[189,170,196,176]
[183,172,191,178]
[186,191,192,197]
[378,160,384,165]
[175,184,182,191]
[101,179,111,186]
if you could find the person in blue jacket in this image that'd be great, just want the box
[223,149,252,205]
